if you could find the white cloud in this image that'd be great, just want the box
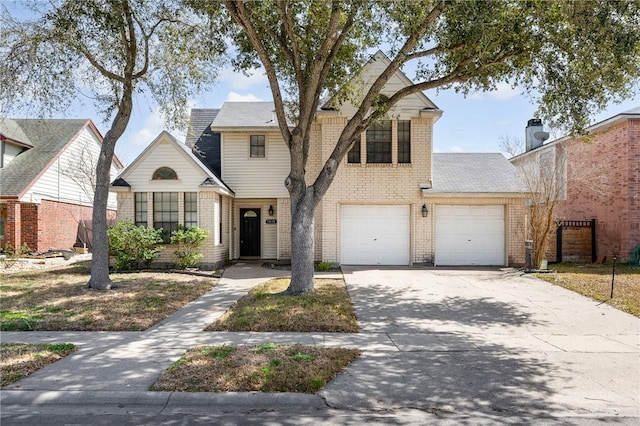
[495,119,513,127]
[225,92,264,102]
[449,145,464,153]
[469,82,520,101]
[219,67,268,90]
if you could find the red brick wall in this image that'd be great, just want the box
[564,118,639,259]
[4,201,21,250]
[20,203,39,250]
[3,200,116,253]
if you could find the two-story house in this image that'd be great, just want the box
[511,107,640,262]
[111,53,527,268]
[0,118,123,253]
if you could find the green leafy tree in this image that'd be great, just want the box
[0,0,223,289]
[107,220,164,271]
[192,0,639,294]
[170,225,209,269]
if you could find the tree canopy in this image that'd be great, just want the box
[193,0,639,293]
[1,0,224,289]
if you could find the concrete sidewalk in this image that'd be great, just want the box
[1,263,639,425]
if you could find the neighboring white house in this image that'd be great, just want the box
[0,118,122,252]
[112,52,527,268]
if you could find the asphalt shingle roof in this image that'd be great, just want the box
[186,109,222,177]
[429,153,525,193]
[0,118,33,147]
[212,102,281,129]
[0,119,89,198]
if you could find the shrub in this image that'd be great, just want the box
[107,220,164,271]
[0,243,31,269]
[315,261,335,272]
[170,225,209,269]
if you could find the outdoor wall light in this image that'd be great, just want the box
[268,205,274,216]
[421,204,429,217]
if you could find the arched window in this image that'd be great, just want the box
[152,167,177,180]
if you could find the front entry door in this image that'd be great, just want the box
[240,208,261,257]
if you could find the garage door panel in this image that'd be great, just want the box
[435,205,505,266]
[341,205,409,265]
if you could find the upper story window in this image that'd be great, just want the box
[348,120,412,165]
[366,120,392,164]
[347,139,361,163]
[152,167,177,180]
[250,135,265,158]
[397,120,411,164]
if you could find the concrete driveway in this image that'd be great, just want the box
[320,266,640,422]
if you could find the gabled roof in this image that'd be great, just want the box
[321,50,440,112]
[425,153,525,194]
[0,118,33,147]
[0,119,110,198]
[113,130,234,195]
[212,102,281,130]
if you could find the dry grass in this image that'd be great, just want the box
[1,343,77,388]
[206,278,359,333]
[536,263,640,317]
[0,263,217,331]
[151,344,360,393]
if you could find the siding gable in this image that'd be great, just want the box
[120,133,210,192]
[23,127,120,209]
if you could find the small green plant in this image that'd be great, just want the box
[0,243,31,269]
[256,342,277,353]
[170,225,209,269]
[315,261,335,272]
[107,220,164,271]
[201,345,235,360]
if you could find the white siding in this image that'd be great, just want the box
[335,60,435,119]
[22,127,120,209]
[222,132,290,198]
[123,139,208,192]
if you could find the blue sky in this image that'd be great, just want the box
[109,67,638,166]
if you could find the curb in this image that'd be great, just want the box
[0,390,327,411]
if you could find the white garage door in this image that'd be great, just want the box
[435,205,505,266]
[341,205,410,265]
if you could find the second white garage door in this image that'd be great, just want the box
[435,205,505,266]
[341,205,410,265]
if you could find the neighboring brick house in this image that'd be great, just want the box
[0,118,123,253]
[112,52,527,268]
[511,107,640,262]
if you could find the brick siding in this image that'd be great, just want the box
[563,118,639,258]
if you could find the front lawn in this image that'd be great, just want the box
[0,264,217,331]
[206,278,359,332]
[1,343,77,388]
[536,263,640,317]
[151,343,360,393]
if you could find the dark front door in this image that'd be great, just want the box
[240,208,261,257]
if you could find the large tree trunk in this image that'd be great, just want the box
[87,144,114,290]
[87,89,133,290]
[286,190,316,295]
